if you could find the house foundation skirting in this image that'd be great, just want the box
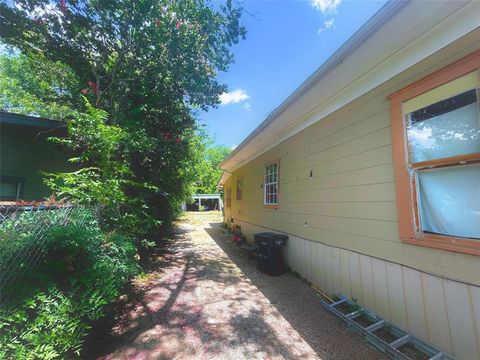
[228,218,480,360]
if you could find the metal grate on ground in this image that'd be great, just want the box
[321,296,455,360]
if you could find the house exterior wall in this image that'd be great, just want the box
[222,45,480,358]
[0,125,73,201]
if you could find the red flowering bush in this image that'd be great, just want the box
[58,0,67,14]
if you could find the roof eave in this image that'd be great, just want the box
[219,0,406,171]
[0,111,63,129]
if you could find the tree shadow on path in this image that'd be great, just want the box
[84,218,319,360]
[204,222,387,360]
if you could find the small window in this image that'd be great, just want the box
[225,188,231,208]
[0,176,23,201]
[390,50,480,255]
[236,177,243,200]
[264,161,279,206]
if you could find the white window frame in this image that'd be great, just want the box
[236,176,243,201]
[225,188,231,208]
[264,161,279,206]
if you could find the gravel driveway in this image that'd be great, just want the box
[92,212,387,360]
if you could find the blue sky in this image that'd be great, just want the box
[200,0,387,148]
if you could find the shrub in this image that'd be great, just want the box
[0,288,90,359]
[0,207,138,359]
[0,207,77,292]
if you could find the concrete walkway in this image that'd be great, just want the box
[95,212,386,360]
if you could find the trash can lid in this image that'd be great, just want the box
[254,232,288,240]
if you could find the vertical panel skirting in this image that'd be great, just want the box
[232,219,480,359]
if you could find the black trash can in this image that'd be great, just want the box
[254,232,288,276]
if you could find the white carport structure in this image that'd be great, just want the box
[190,194,223,212]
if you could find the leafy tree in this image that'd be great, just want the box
[1,0,245,113]
[195,144,231,194]
[45,101,130,207]
[0,0,246,238]
[0,51,82,119]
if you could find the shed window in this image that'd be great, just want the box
[389,50,480,255]
[264,161,279,206]
[0,177,23,201]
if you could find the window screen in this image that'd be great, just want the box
[406,89,480,239]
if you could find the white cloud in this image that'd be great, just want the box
[243,102,251,111]
[310,0,342,13]
[408,127,436,150]
[324,18,335,29]
[318,18,335,35]
[219,89,250,105]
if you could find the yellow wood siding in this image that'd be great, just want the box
[225,67,479,285]
[223,44,480,359]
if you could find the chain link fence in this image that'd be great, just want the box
[0,203,97,294]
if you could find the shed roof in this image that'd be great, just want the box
[0,111,63,129]
[193,194,222,199]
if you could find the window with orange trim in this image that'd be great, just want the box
[389,50,480,255]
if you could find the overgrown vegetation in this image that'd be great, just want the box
[0,0,245,241]
[0,0,245,358]
[0,208,138,359]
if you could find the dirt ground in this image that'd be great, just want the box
[87,211,386,360]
